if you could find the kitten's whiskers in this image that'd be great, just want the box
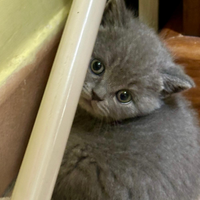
[97,103,110,118]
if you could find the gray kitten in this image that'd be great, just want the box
[52,0,200,199]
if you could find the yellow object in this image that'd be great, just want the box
[0,0,72,87]
[139,0,158,31]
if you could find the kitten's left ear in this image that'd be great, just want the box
[161,65,195,95]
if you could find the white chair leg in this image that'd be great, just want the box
[10,0,106,200]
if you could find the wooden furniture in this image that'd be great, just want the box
[183,0,200,36]
[159,0,200,116]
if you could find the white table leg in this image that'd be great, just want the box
[10,0,106,200]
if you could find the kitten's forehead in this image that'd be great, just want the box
[90,23,167,92]
[93,28,164,83]
[93,23,167,75]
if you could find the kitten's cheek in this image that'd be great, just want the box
[80,86,93,100]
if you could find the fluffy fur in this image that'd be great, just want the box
[52,0,200,199]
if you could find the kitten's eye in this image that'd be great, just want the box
[116,90,132,103]
[90,59,105,75]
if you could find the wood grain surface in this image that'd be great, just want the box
[183,0,200,36]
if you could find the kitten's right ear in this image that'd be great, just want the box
[101,0,129,27]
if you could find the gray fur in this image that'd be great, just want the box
[52,0,200,199]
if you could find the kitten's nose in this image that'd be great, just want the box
[92,90,103,101]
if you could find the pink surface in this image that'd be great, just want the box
[0,31,61,196]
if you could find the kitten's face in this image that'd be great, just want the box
[78,0,194,121]
[79,26,165,121]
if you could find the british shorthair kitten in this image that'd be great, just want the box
[52,0,200,199]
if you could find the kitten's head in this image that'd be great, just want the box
[79,0,194,121]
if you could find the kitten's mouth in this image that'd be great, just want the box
[79,96,109,119]
[83,98,92,107]
[80,97,100,114]
[79,92,110,118]
[82,98,99,108]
